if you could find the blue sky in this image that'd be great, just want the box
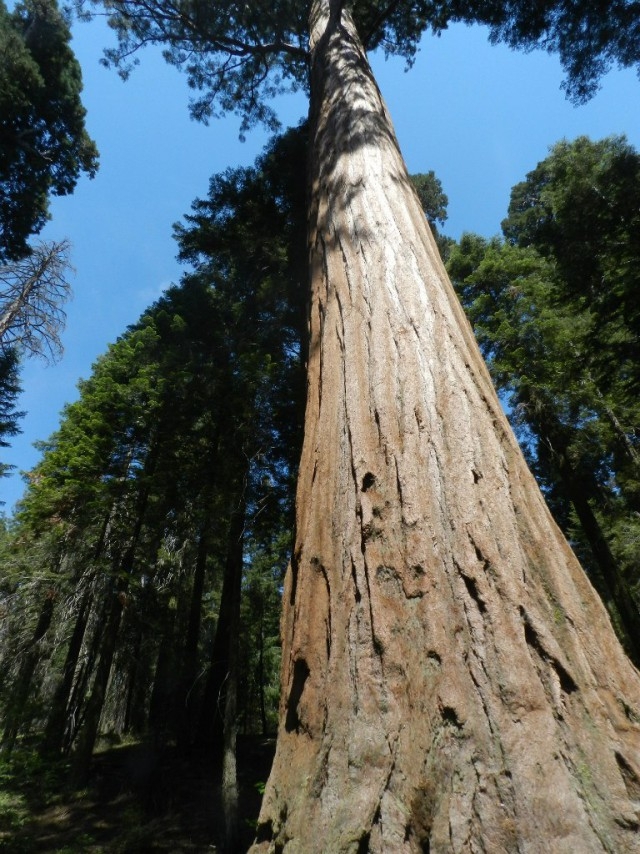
[2,15,639,512]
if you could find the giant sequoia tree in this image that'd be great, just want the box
[88,1,640,850]
[447,136,640,667]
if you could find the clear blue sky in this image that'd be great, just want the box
[2,15,639,513]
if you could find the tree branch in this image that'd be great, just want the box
[361,0,403,49]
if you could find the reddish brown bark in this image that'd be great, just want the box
[252,2,640,851]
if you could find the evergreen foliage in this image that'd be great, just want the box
[0,129,306,815]
[0,0,95,466]
[84,0,640,138]
[0,349,23,483]
[454,0,640,102]
[447,135,640,661]
[0,0,98,261]
[1,0,639,834]
[410,170,453,259]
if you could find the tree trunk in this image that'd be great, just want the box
[41,584,92,756]
[42,514,118,755]
[148,603,178,745]
[176,520,210,745]
[2,590,55,752]
[257,607,268,736]
[196,505,246,756]
[123,623,144,735]
[62,602,104,754]
[531,402,640,666]
[71,465,156,780]
[71,589,124,782]
[252,3,640,851]
[221,504,244,853]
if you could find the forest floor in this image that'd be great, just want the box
[0,735,275,853]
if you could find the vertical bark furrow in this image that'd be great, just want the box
[253,2,640,852]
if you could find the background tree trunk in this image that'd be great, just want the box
[253,2,640,851]
[220,503,244,853]
[197,504,246,757]
[176,520,210,746]
[549,432,640,663]
[2,590,55,752]
[41,585,92,756]
[71,588,124,782]
[71,468,155,780]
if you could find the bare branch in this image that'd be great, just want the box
[0,240,74,364]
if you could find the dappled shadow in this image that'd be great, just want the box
[309,11,420,228]
[304,9,437,381]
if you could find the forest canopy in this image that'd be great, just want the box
[84,0,640,134]
[1,127,640,848]
[2,1,640,849]
[0,0,98,262]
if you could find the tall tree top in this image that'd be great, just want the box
[460,0,640,102]
[87,0,640,134]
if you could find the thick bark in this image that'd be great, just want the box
[553,442,640,665]
[252,3,640,852]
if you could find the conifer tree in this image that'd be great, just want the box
[0,349,22,482]
[83,1,640,849]
[2,129,306,792]
[0,0,98,261]
[448,134,640,667]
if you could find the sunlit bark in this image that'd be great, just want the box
[252,1,640,851]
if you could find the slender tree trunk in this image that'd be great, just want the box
[71,463,156,780]
[41,585,92,756]
[252,3,640,851]
[63,603,104,754]
[71,589,125,782]
[532,404,640,665]
[44,507,128,755]
[123,625,144,734]
[176,520,210,745]
[221,504,244,853]
[2,591,55,751]
[148,604,178,745]
[257,609,268,736]
[196,506,246,756]
[583,364,640,479]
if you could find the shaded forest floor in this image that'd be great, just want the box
[0,736,275,853]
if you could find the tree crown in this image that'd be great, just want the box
[83,0,640,136]
[0,0,98,261]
